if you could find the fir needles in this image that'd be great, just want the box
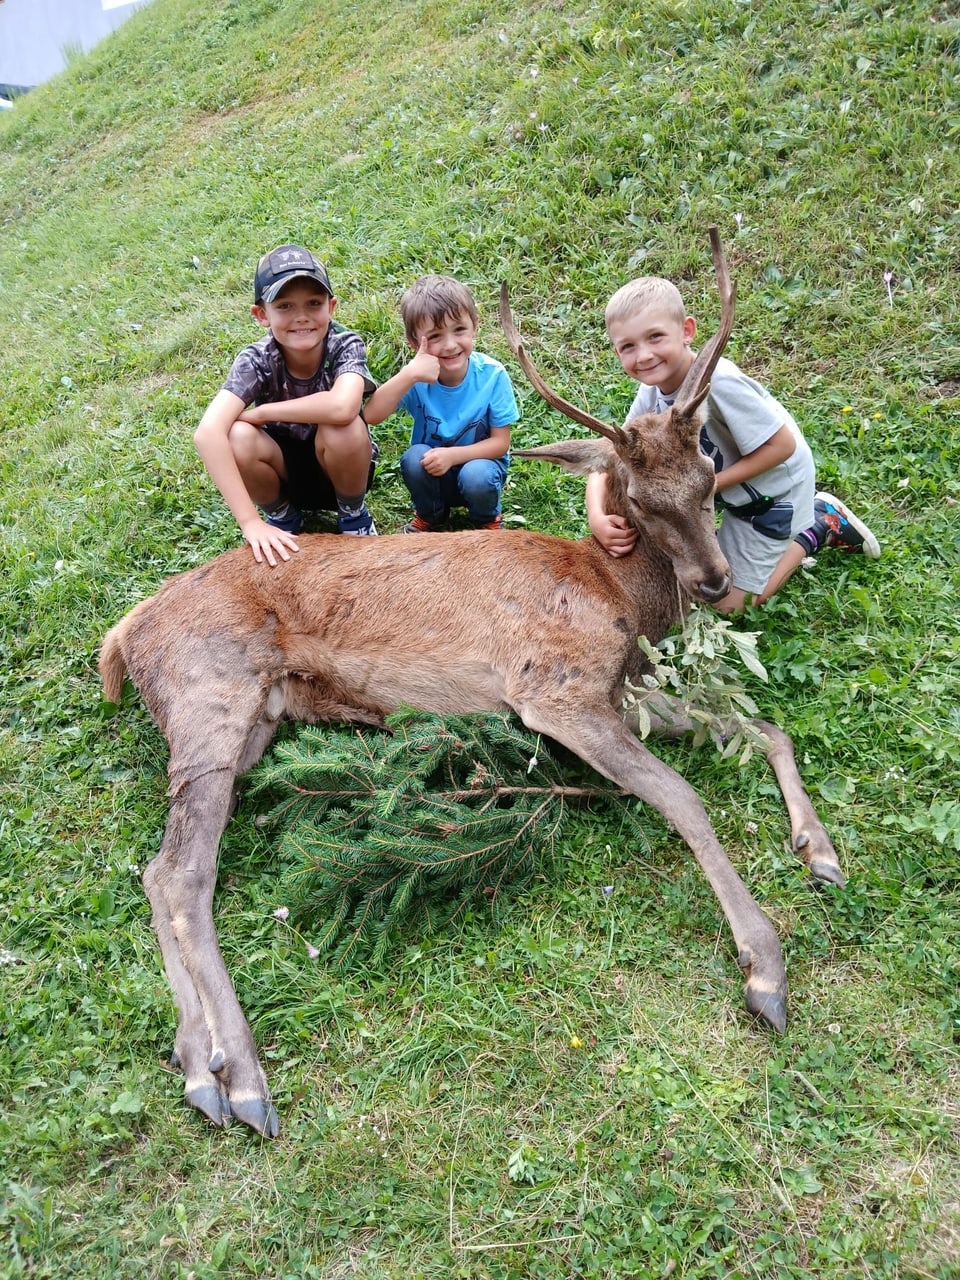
[258,709,643,967]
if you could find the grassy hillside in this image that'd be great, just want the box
[1,0,958,1276]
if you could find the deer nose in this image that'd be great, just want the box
[697,572,732,604]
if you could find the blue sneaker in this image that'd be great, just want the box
[813,492,881,559]
[337,508,377,536]
[263,502,303,534]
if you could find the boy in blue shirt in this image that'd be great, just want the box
[194,245,378,568]
[364,275,518,531]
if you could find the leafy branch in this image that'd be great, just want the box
[623,603,772,765]
[256,610,771,966]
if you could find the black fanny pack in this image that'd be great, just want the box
[718,492,775,520]
[718,488,793,540]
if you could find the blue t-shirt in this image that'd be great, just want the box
[398,351,518,455]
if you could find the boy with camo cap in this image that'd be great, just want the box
[194,244,378,566]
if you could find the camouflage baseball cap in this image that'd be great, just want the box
[254,245,333,304]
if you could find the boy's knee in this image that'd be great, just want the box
[458,459,501,497]
[316,416,370,459]
[228,418,259,447]
[400,444,430,476]
[229,419,272,465]
[714,588,748,614]
[317,414,365,441]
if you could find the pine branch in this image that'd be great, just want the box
[250,709,633,967]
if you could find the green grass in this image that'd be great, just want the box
[1,0,958,1275]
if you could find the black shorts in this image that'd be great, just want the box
[264,425,378,511]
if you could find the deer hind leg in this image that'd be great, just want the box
[145,675,384,1138]
[752,720,844,887]
[519,700,788,1032]
[144,766,279,1137]
[622,696,844,888]
[142,695,283,1138]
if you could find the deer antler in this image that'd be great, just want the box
[500,227,734,439]
[671,226,737,421]
[499,283,623,444]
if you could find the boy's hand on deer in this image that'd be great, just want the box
[240,515,299,567]
[591,511,638,557]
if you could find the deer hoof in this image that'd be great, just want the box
[795,827,845,887]
[186,1083,232,1128]
[809,859,846,889]
[229,1095,279,1139]
[745,985,787,1035]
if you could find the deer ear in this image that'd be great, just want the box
[514,439,615,476]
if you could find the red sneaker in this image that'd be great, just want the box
[402,514,439,534]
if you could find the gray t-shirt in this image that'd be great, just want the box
[626,355,816,594]
[222,325,376,441]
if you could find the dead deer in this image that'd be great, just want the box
[99,228,844,1138]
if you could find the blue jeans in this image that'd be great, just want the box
[400,445,507,524]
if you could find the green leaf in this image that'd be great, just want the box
[782,1166,824,1196]
[726,630,768,681]
[632,700,652,740]
[109,1091,143,1116]
[816,776,856,805]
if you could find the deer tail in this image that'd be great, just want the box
[99,619,130,704]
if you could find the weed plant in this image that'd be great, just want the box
[0,0,958,1276]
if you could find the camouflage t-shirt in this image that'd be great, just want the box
[222,324,377,441]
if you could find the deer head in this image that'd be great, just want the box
[500,227,735,604]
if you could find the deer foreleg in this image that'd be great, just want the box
[521,702,788,1032]
[622,696,844,888]
[144,768,278,1138]
[753,720,845,887]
